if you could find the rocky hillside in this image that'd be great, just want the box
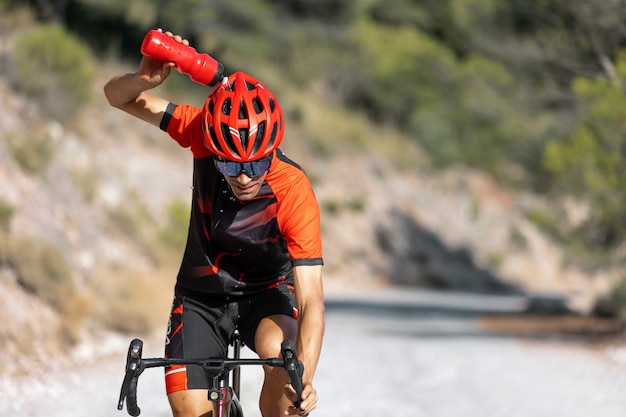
[0,59,622,375]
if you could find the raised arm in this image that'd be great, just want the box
[103,31,184,127]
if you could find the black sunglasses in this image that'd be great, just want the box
[214,155,272,177]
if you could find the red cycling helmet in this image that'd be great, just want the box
[202,71,284,162]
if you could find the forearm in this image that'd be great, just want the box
[103,72,152,109]
[103,71,170,127]
[297,301,325,384]
[293,264,325,384]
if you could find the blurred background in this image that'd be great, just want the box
[1,0,626,400]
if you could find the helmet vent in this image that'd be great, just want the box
[252,97,263,114]
[239,128,249,148]
[239,101,248,119]
[251,121,265,155]
[267,122,277,150]
[221,122,239,156]
[209,127,223,153]
[201,71,284,161]
[222,98,232,116]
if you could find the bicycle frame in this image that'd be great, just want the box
[117,337,307,417]
[210,331,244,417]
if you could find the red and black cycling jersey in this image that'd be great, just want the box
[160,103,323,299]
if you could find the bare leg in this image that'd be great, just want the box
[255,314,298,417]
[168,389,213,417]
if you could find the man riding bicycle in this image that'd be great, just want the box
[104,30,325,417]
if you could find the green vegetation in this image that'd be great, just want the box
[11,24,96,121]
[6,128,56,175]
[0,234,77,313]
[0,200,14,232]
[321,193,367,216]
[544,53,626,249]
[595,274,626,320]
[61,0,621,259]
[2,0,626,316]
[98,268,170,334]
[160,200,190,250]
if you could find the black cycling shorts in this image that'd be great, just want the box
[164,282,297,393]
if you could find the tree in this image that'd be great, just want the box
[543,50,626,247]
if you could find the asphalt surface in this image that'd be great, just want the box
[2,288,626,417]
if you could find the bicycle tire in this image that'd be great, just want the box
[229,396,244,417]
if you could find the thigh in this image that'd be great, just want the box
[165,294,238,393]
[238,282,298,352]
[254,314,298,359]
[168,389,213,417]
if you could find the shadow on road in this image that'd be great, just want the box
[324,288,624,343]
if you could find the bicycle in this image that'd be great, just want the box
[117,332,308,417]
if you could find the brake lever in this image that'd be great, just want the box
[281,340,308,417]
[117,338,144,416]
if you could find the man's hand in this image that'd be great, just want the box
[136,54,173,89]
[103,29,182,126]
[284,382,317,416]
[137,30,188,89]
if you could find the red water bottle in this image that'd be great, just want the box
[141,30,224,86]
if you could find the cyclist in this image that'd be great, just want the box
[104,30,325,417]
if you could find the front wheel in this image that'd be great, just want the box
[229,396,244,417]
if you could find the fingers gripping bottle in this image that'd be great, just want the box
[141,30,224,86]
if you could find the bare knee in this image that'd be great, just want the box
[168,389,213,417]
[255,315,298,417]
[254,314,297,359]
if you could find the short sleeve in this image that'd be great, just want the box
[162,103,212,158]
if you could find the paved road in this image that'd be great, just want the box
[2,288,626,417]
[319,291,626,417]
